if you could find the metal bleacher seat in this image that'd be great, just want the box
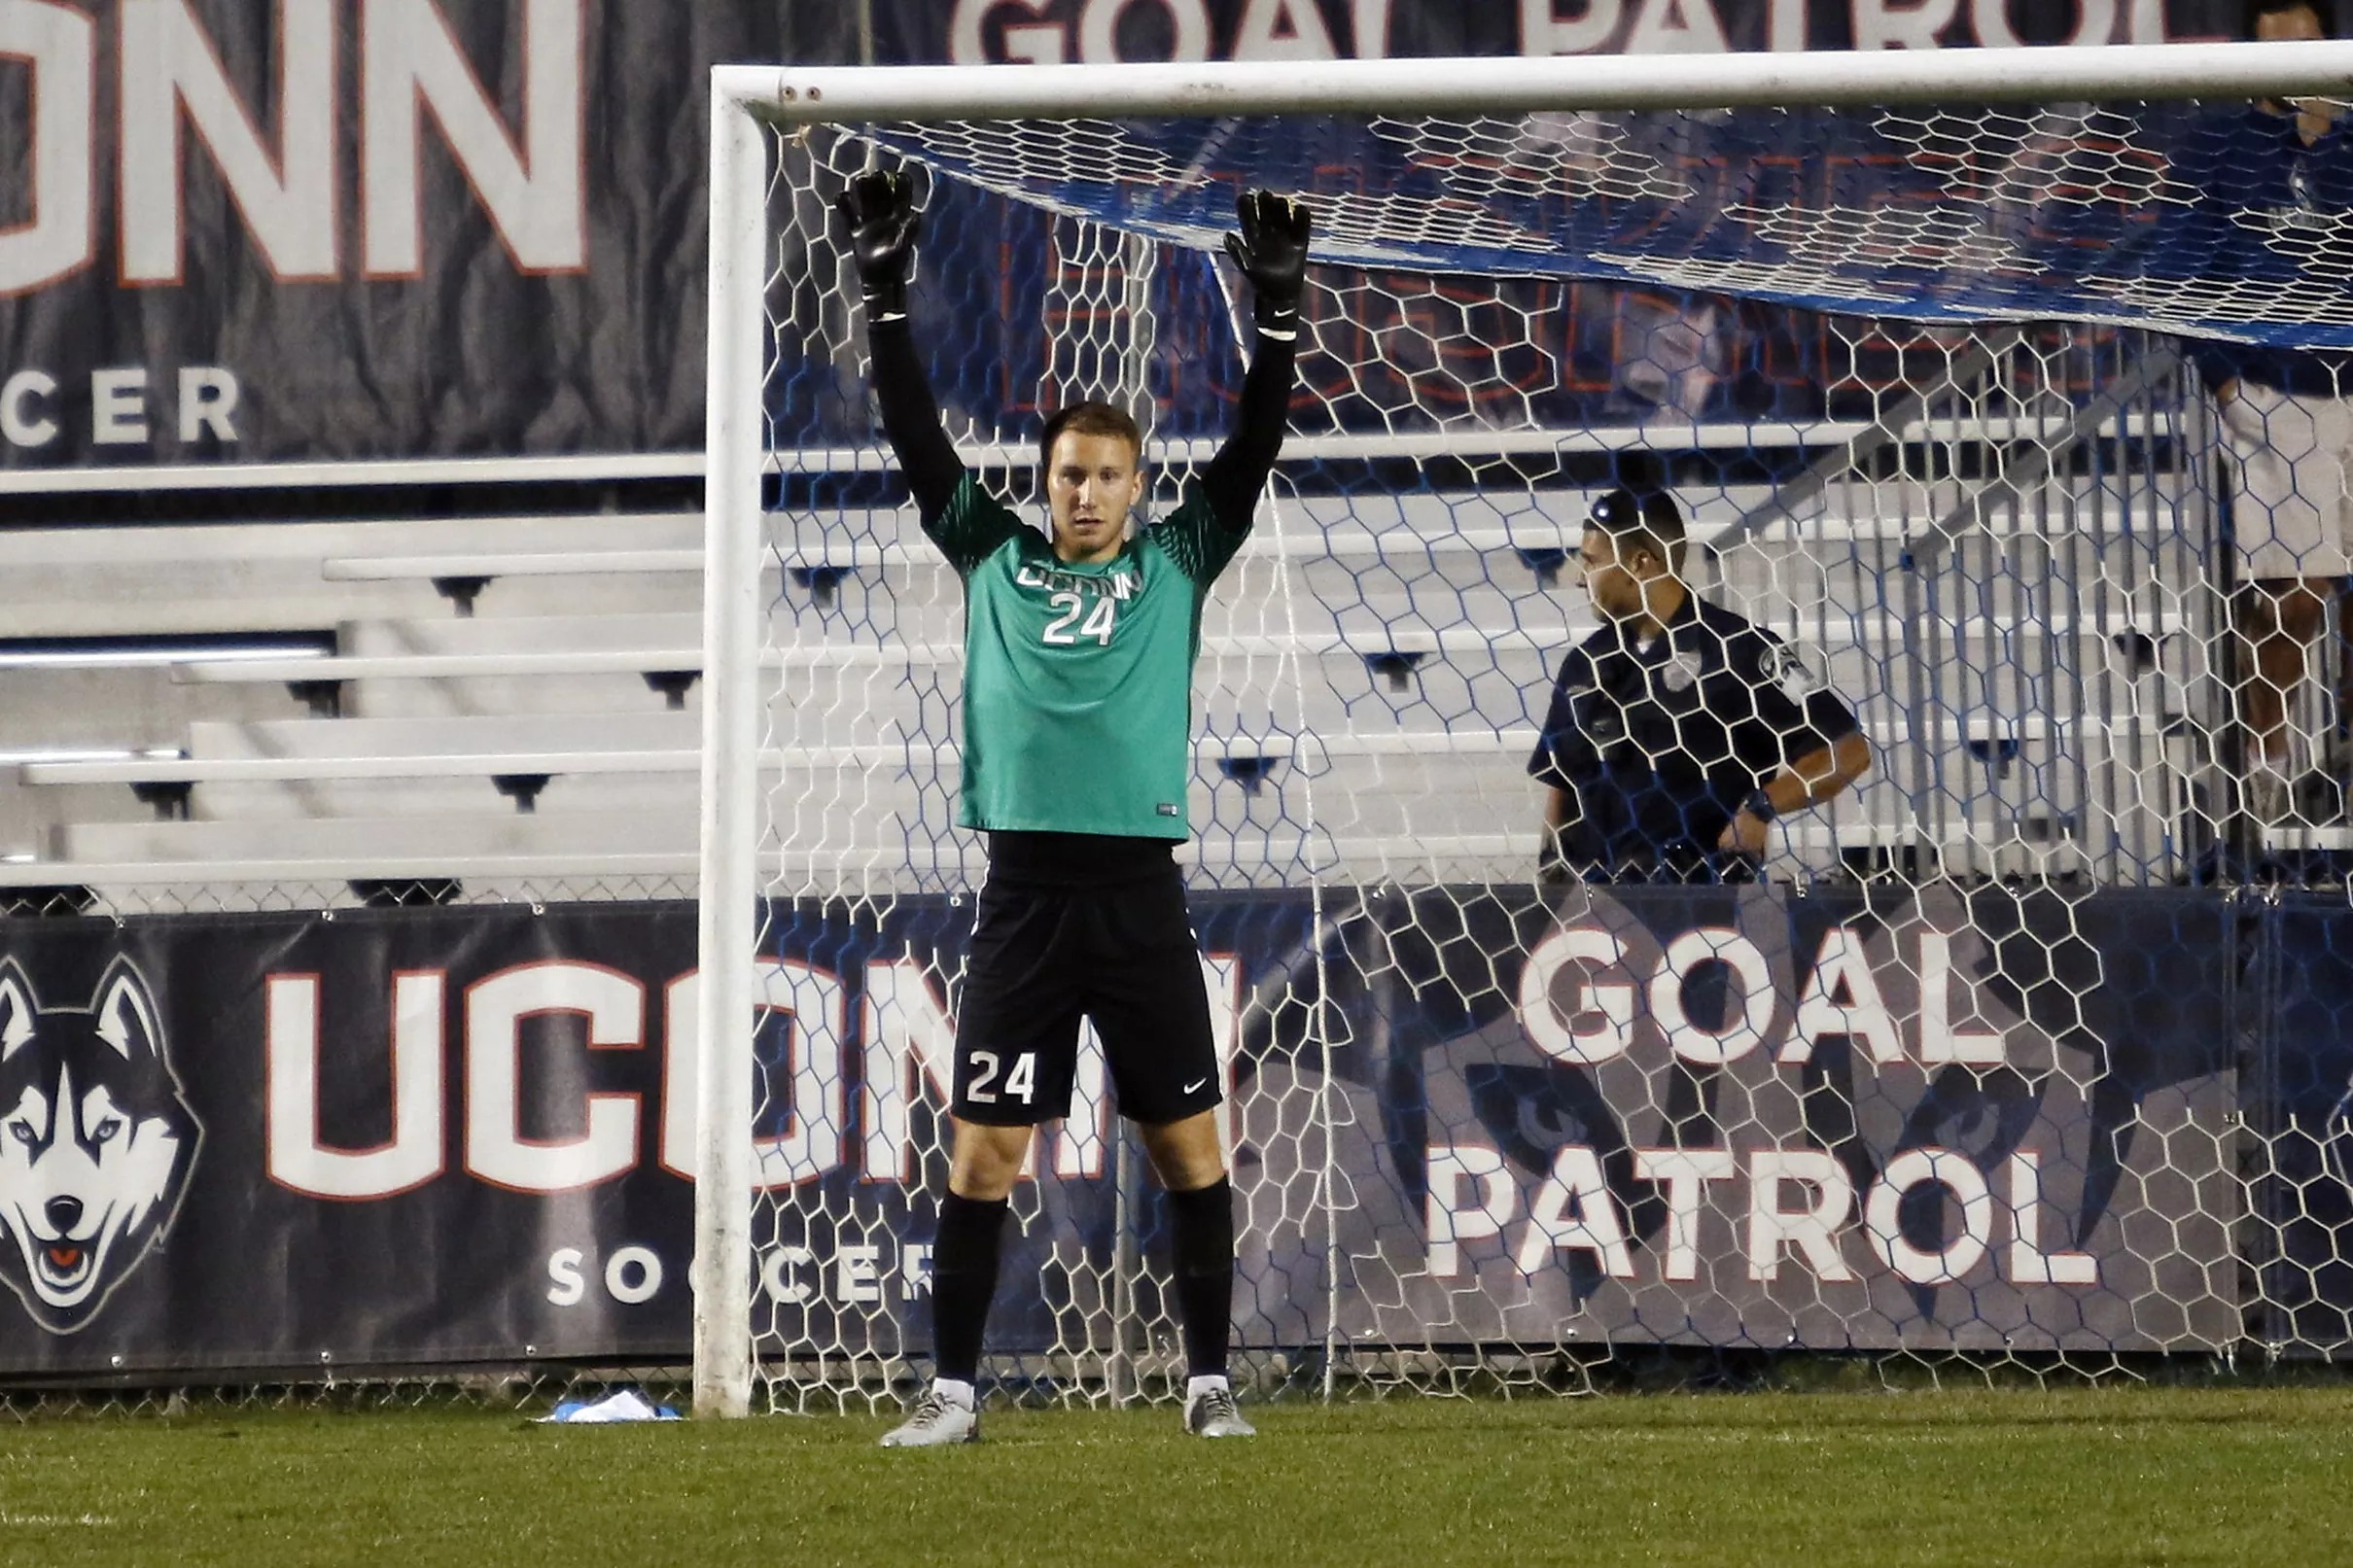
[0,509,708,890]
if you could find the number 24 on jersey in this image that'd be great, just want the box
[1041,590,1117,646]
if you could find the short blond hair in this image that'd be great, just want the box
[1039,402,1143,471]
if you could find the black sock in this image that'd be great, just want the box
[930,1191,1008,1385]
[1165,1176,1235,1380]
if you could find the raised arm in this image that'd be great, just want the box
[1716,636,1873,856]
[1198,191,1311,531]
[836,170,966,523]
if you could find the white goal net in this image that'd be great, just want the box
[694,49,2353,1416]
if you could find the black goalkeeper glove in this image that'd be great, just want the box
[1223,189,1312,339]
[834,168,921,324]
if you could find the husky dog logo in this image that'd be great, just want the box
[0,958,199,1333]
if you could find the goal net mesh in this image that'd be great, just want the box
[736,97,2353,1410]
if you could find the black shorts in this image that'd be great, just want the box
[952,851,1220,1129]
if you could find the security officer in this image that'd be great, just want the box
[1528,488,1874,882]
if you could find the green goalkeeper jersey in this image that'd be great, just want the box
[926,472,1247,839]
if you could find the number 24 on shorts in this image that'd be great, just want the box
[1041,591,1115,646]
[967,1050,1036,1103]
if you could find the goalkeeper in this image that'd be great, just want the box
[835,169,1308,1447]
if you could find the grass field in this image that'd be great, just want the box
[2,1387,2348,1566]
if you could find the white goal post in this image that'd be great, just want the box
[697,42,2353,1417]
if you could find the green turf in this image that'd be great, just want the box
[1,1388,2348,1567]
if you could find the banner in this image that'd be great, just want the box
[0,906,704,1372]
[1303,883,2241,1354]
[2251,895,2353,1357]
[0,886,2296,1376]
[0,1,781,470]
[0,1,2279,474]
[876,0,2251,66]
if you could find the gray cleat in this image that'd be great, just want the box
[1183,1383,1256,1439]
[879,1387,979,1447]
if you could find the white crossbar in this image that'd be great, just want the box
[720,43,2353,123]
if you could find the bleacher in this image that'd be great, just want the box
[0,505,711,899]
[0,389,2230,902]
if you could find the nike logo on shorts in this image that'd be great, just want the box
[1182,1077,1211,1095]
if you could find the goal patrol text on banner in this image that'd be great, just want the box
[904,0,2236,66]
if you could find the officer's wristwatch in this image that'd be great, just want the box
[1740,787,1778,824]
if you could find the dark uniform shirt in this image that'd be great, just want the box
[1527,592,1860,880]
